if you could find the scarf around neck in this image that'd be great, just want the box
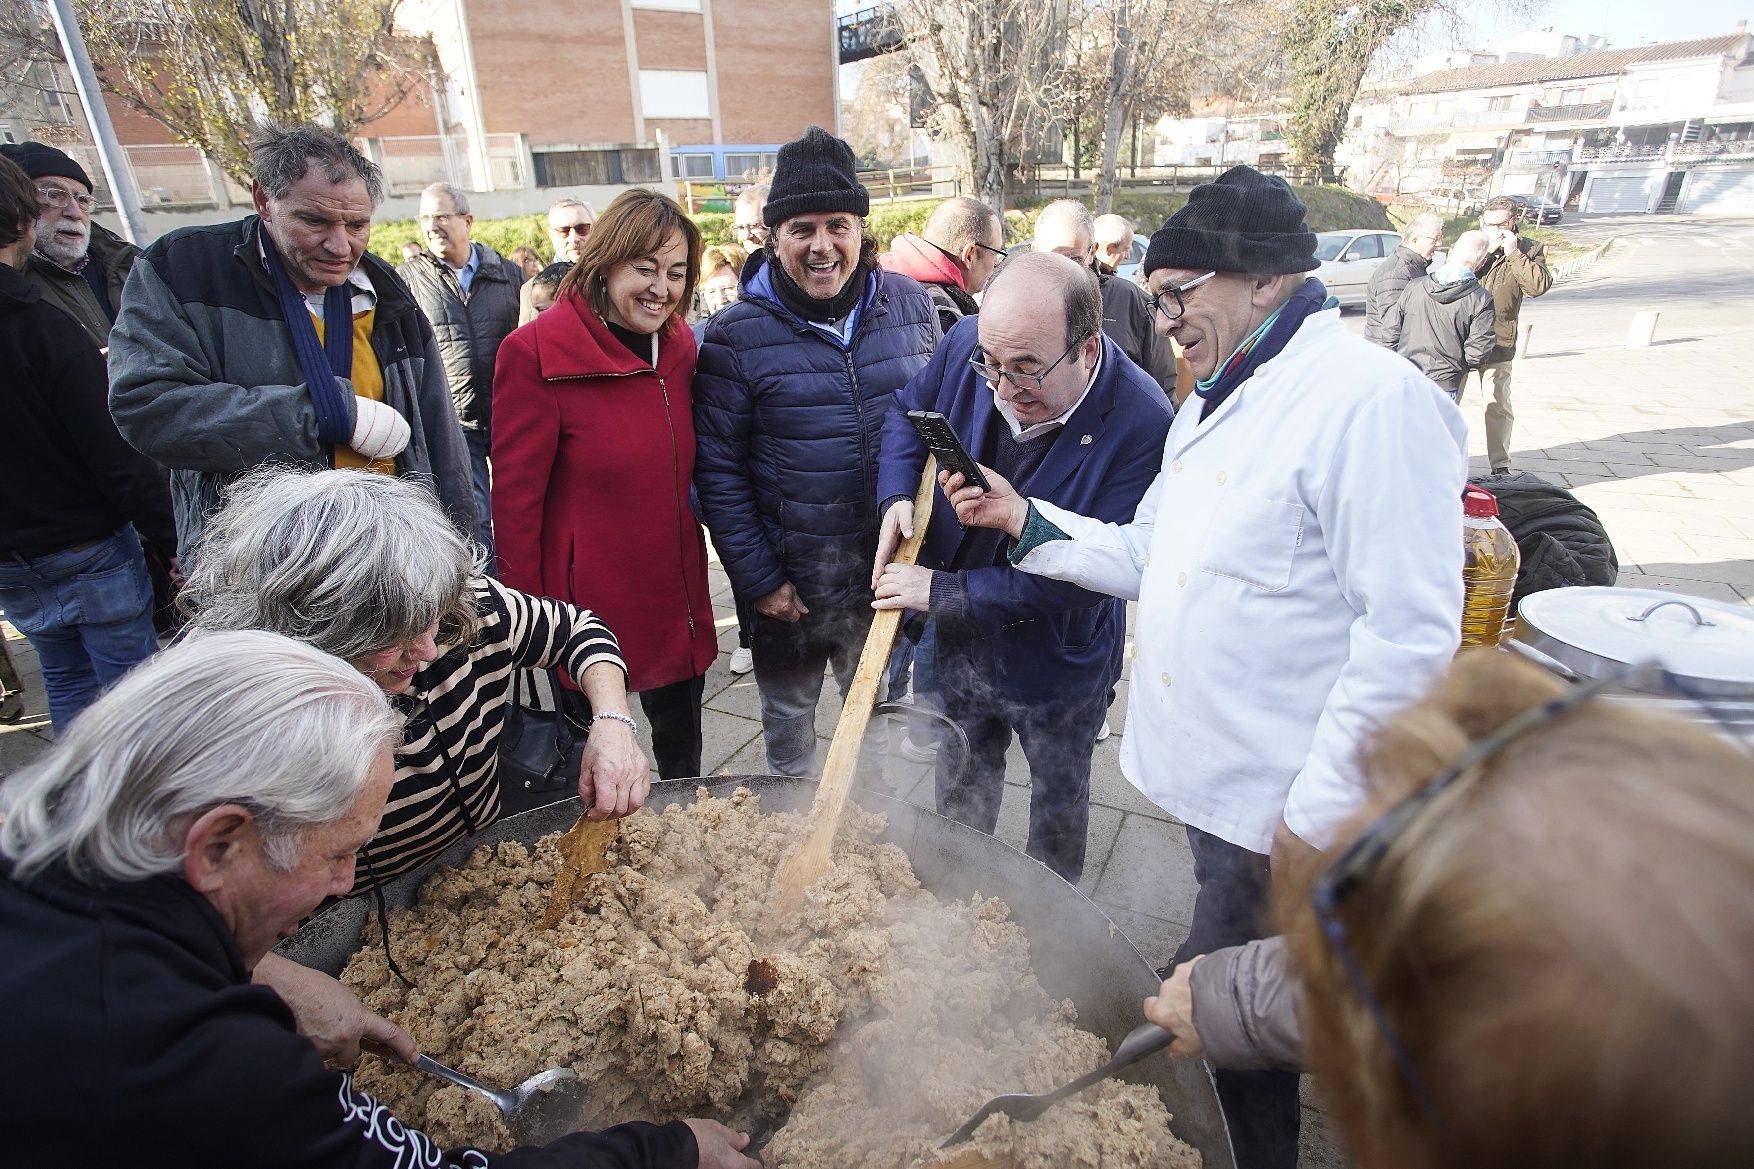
[767,251,869,324]
[260,228,355,446]
[1196,278,1334,421]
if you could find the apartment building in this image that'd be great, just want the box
[1152,26,1754,218]
[20,0,835,227]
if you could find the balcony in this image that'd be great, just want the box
[1392,108,1524,134]
[1527,100,1612,124]
[1577,144,1666,163]
[1507,148,1573,169]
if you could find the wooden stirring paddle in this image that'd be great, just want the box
[773,456,938,915]
[540,813,621,929]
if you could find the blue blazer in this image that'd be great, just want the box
[875,316,1172,704]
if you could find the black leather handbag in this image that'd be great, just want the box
[496,670,592,816]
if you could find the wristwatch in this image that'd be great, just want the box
[591,711,640,736]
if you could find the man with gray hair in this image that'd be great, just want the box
[732,182,769,252]
[399,181,524,563]
[1382,229,1496,401]
[109,121,473,563]
[1034,199,1177,396]
[870,251,1171,882]
[0,628,757,1168]
[519,196,595,324]
[1364,211,1443,345]
[880,194,1005,332]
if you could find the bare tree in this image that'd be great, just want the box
[0,2,66,113]
[842,54,918,169]
[887,0,1069,212]
[74,0,433,186]
[1086,0,1193,212]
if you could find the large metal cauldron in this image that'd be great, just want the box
[281,775,1236,1169]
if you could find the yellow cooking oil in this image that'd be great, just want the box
[1461,486,1521,649]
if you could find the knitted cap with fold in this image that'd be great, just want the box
[762,126,870,228]
[1144,165,1319,276]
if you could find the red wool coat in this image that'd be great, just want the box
[491,297,717,694]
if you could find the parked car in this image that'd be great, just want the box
[1113,234,1148,283]
[1312,229,1404,309]
[1511,194,1563,225]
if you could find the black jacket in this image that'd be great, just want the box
[24,221,140,349]
[1469,471,1619,606]
[0,857,699,1168]
[1097,268,1177,396]
[1364,245,1430,345]
[398,245,524,431]
[0,263,173,555]
[1383,270,1496,394]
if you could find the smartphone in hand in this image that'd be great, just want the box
[906,410,991,492]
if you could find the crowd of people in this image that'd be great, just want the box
[1,119,1749,1169]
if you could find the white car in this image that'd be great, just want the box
[1313,230,1403,309]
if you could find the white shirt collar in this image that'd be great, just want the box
[992,345,1103,440]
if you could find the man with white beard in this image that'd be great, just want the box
[0,142,139,351]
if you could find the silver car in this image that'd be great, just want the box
[1313,230,1403,309]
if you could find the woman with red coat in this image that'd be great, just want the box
[492,189,718,779]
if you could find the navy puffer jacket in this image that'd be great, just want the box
[694,255,939,610]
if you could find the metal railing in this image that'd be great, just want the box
[367,133,529,194]
[1527,100,1612,123]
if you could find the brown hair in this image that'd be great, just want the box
[1281,651,1754,1169]
[0,157,41,249]
[558,187,701,328]
[700,243,746,280]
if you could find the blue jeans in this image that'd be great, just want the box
[751,604,871,777]
[464,427,496,571]
[0,527,159,734]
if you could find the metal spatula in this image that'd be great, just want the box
[940,1022,1172,1147]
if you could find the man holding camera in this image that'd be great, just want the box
[1472,195,1552,474]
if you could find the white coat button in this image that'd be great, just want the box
[1080,433,1092,445]
[1171,460,1182,473]
[1160,672,1171,687]
[1177,571,1187,587]
[1216,470,1228,485]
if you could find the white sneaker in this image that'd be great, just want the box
[1096,718,1112,742]
[899,734,939,763]
[728,646,754,675]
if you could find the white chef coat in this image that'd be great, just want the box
[1017,309,1468,852]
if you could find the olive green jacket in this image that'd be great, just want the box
[23,223,140,350]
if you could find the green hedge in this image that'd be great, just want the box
[369,184,1394,265]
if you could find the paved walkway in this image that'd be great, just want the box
[2,213,1749,1166]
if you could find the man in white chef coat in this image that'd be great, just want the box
[944,165,1467,1169]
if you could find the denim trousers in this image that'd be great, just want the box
[463,426,496,570]
[0,526,159,734]
[750,604,873,777]
[1170,825,1302,1169]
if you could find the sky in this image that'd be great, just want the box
[1455,0,1746,50]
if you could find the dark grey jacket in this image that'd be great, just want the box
[1383,270,1496,394]
[24,223,140,350]
[109,215,473,563]
[1364,245,1431,345]
[1098,270,1177,397]
[397,244,523,431]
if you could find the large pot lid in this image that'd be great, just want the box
[1515,587,1754,695]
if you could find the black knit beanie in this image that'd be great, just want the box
[1143,165,1318,276]
[0,141,93,192]
[762,126,869,228]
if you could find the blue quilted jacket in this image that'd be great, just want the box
[694,257,938,610]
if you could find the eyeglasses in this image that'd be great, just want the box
[552,222,592,237]
[418,213,460,227]
[1146,271,1218,321]
[969,335,1088,393]
[1310,659,1700,1139]
[36,186,96,212]
[735,222,766,240]
[973,240,1008,259]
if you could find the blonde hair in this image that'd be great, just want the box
[701,243,746,280]
[1283,651,1754,1169]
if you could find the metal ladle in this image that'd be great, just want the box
[399,1052,584,1141]
[941,1022,1173,1147]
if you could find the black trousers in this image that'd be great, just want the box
[637,673,706,780]
[932,623,1110,883]
[1170,825,1301,1169]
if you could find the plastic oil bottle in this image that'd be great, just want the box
[1460,485,1521,649]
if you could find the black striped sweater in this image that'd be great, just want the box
[354,576,623,890]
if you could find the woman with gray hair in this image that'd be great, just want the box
[181,466,651,892]
[0,628,757,1169]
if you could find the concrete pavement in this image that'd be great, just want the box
[3,213,1750,1167]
